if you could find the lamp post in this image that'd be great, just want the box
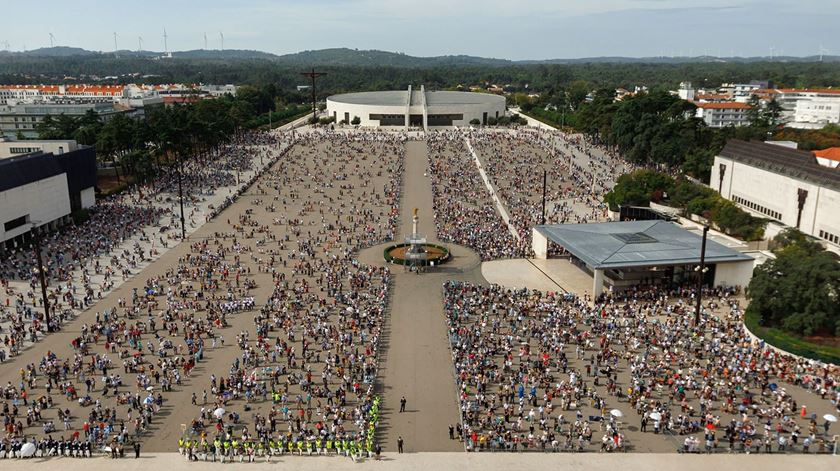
[31,224,52,333]
[694,225,709,326]
[540,168,547,225]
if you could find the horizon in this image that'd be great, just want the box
[1,0,838,60]
[6,45,838,62]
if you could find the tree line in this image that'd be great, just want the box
[35,86,308,182]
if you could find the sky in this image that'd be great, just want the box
[3,0,839,60]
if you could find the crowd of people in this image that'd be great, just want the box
[427,132,527,260]
[0,132,290,361]
[175,130,405,459]
[443,281,839,453]
[0,130,302,458]
[425,128,632,261]
[470,129,632,238]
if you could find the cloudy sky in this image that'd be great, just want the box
[4,0,839,59]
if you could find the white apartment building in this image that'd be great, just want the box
[755,88,840,129]
[694,102,752,128]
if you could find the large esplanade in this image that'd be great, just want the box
[326,86,506,129]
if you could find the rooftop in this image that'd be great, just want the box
[695,102,751,109]
[719,139,840,191]
[813,147,840,162]
[534,220,752,270]
[328,88,504,107]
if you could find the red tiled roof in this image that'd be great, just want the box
[813,147,840,162]
[695,102,751,109]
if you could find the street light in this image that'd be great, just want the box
[30,223,52,333]
[694,225,709,326]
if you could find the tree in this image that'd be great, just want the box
[747,230,840,336]
[681,148,715,182]
[469,118,481,125]
[567,80,590,111]
[604,170,675,210]
[350,116,360,125]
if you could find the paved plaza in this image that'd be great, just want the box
[1,125,838,465]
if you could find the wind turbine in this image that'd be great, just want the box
[138,36,143,53]
[204,32,208,50]
[49,33,55,48]
[220,32,224,51]
[163,28,169,55]
[819,44,829,62]
[113,32,119,57]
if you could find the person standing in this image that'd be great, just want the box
[397,436,404,454]
[400,396,407,413]
[133,441,141,458]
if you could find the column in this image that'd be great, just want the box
[592,269,605,297]
[532,228,548,259]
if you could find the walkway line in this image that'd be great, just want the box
[463,137,521,242]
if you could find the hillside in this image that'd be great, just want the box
[1,46,838,66]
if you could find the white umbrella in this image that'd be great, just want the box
[19,443,36,458]
[214,407,226,419]
[610,409,623,418]
[649,412,662,421]
[824,414,838,423]
[146,386,154,391]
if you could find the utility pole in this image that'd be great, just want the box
[540,168,547,225]
[300,68,327,124]
[32,226,52,333]
[694,225,709,326]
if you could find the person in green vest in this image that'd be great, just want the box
[213,439,221,462]
[315,438,322,455]
[183,439,190,461]
[296,440,303,455]
[178,438,185,455]
[287,440,294,454]
[305,440,312,455]
[326,438,333,455]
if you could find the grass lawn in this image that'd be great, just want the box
[744,310,840,364]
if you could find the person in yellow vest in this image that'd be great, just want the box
[326,438,333,455]
[178,438,185,455]
[304,440,311,455]
[213,439,221,462]
[287,440,294,455]
[231,439,239,459]
[315,438,322,455]
[296,440,303,456]
[182,439,190,460]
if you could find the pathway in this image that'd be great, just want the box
[368,140,468,452]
